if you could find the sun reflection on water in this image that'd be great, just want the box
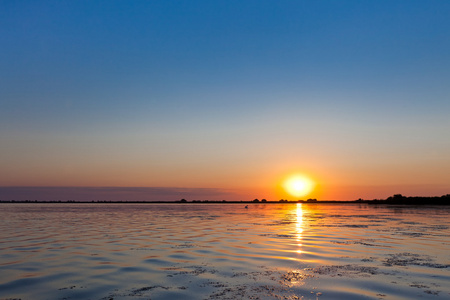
[296,203,303,254]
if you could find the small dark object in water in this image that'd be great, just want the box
[245,205,248,209]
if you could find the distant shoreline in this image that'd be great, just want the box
[1,194,449,205]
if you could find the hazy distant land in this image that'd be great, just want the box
[1,194,449,205]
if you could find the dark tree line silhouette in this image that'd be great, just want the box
[367,194,450,205]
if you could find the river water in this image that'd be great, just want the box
[0,203,449,299]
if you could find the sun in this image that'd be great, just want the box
[283,174,315,198]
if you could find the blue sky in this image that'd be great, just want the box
[1,1,450,200]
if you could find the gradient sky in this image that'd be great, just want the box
[1,1,450,201]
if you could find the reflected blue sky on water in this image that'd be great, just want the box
[0,203,449,299]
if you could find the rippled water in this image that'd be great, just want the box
[1,203,449,299]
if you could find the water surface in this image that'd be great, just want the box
[1,203,449,299]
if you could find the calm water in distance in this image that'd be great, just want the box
[0,203,449,300]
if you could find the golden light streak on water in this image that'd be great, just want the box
[295,203,303,254]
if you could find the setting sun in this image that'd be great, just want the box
[283,175,315,198]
